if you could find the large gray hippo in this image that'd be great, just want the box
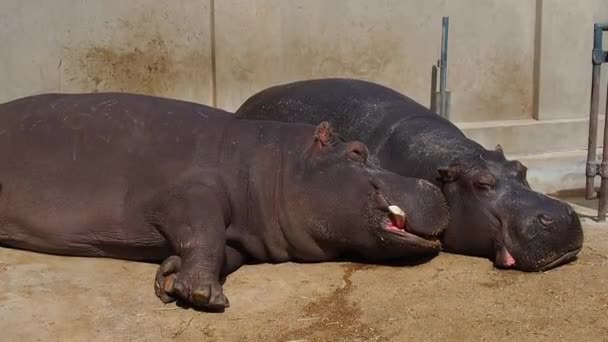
[236,78,584,272]
[0,92,448,311]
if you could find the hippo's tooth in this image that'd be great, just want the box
[388,205,405,219]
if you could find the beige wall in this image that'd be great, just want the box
[0,0,606,123]
[0,0,213,105]
[215,0,537,122]
[535,0,608,120]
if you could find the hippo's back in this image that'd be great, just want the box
[0,92,231,178]
[236,78,465,150]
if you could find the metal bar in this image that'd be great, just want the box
[588,22,608,221]
[585,24,604,200]
[599,84,608,221]
[430,64,438,113]
[439,17,449,119]
[209,0,217,107]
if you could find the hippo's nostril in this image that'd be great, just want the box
[369,178,382,190]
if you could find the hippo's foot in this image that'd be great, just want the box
[154,255,230,312]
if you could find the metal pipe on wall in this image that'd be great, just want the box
[598,82,608,221]
[586,22,608,221]
[430,65,438,113]
[430,17,451,118]
[585,24,604,200]
[439,16,450,119]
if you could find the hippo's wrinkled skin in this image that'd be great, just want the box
[236,78,584,272]
[0,92,448,311]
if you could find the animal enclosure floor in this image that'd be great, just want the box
[1,220,607,342]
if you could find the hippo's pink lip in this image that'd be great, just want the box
[388,210,407,230]
[384,220,407,233]
[495,245,516,268]
[381,218,441,249]
[382,217,432,238]
[384,213,441,238]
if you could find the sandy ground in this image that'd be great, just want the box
[1,219,607,342]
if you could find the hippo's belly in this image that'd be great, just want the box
[0,169,170,261]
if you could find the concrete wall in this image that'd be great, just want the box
[0,0,605,123]
[215,0,537,122]
[0,0,213,105]
[215,0,607,123]
[535,0,608,120]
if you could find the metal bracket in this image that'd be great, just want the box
[592,48,607,65]
[586,162,599,177]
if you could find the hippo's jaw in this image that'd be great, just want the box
[534,247,582,271]
[494,246,582,271]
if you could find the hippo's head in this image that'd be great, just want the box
[284,122,449,262]
[436,145,583,271]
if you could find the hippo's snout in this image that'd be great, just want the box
[504,196,584,272]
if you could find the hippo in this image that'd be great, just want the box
[0,92,448,311]
[236,78,584,272]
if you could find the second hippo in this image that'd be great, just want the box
[236,78,584,272]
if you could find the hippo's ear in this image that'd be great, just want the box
[495,144,504,154]
[437,164,463,183]
[511,160,528,178]
[314,121,334,148]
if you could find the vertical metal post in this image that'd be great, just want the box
[598,83,608,221]
[209,0,217,107]
[586,22,608,221]
[585,24,602,199]
[430,65,438,113]
[439,17,450,119]
[586,24,603,200]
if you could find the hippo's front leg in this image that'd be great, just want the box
[151,185,229,311]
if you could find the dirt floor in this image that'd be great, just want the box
[1,219,607,342]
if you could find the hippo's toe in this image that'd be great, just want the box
[154,255,229,312]
[191,285,230,309]
[154,256,182,304]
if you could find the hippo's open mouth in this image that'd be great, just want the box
[373,191,441,248]
[381,204,441,245]
[386,205,408,232]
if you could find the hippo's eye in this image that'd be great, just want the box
[474,180,495,191]
[474,173,496,191]
[349,149,364,161]
[538,214,555,227]
[475,182,493,191]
